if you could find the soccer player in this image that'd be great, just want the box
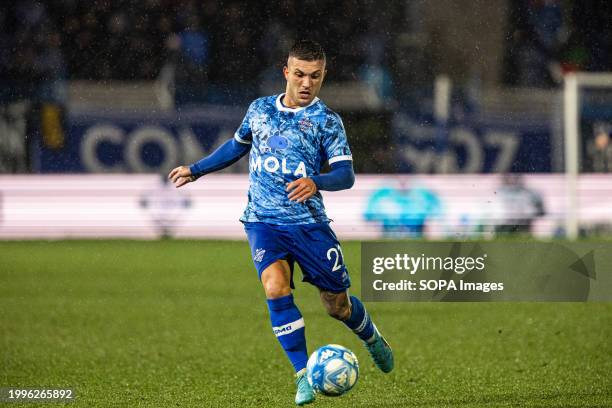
[168,40,393,405]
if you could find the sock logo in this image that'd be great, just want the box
[272,318,305,337]
[254,248,266,262]
[274,325,292,335]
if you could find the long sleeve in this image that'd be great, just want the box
[311,161,355,191]
[189,138,250,177]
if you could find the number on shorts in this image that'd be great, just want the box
[327,245,344,272]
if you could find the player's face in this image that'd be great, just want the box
[283,57,326,107]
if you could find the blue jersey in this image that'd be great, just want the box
[235,94,353,225]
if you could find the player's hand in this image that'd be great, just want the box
[168,165,195,188]
[286,177,318,203]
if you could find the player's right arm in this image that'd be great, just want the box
[168,101,255,188]
[168,138,250,187]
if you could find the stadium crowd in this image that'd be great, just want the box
[2,0,611,104]
[1,1,399,90]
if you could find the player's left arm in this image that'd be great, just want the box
[287,112,354,203]
[287,161,355,203]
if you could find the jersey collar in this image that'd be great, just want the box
[275,93,320,113]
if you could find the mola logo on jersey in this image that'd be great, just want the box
[250,151,307,178]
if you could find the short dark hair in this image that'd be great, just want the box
[288,40,326,62]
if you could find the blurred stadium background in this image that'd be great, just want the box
[2,2,612,406]
[1,0,612,240]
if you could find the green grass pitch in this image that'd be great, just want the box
[1,240,611,407]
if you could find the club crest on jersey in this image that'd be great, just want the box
[299,118,313,132]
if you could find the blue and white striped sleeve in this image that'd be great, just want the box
[321,112,353,165]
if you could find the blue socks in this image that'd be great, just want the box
[266,294,376,372]
[266,294,308,372]
[343,296,376,343]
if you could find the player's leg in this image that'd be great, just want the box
[244,222,314,405]
[289,222,393,373]
[319,290,373,342]
[261,260,308,372]
[319,289,394,373]
[261,260,314,405]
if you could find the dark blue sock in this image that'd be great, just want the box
[343,296,376,343]
[266,294,308,372]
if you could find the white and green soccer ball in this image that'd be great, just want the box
[306,344,359,396]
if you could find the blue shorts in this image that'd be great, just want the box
[244,222,351,293]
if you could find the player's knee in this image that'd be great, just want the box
[263,280,291,299]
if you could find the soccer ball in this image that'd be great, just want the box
[306,344,359,396]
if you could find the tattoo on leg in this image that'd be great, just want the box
[320,290,350,320]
